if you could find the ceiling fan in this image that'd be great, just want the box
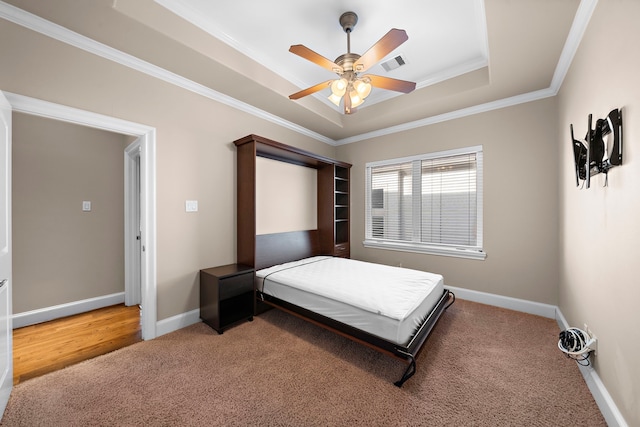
[288,11,416,114]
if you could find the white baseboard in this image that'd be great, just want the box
[555,310,628,427]
[445,285,557,318]
[155,308,201,337]
[12,292,125,329]
[447,285,627,427]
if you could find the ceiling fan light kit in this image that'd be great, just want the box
[288,11,416,114]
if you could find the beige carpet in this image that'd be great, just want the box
[1,299,606,426]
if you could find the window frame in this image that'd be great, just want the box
[364,145,486,260]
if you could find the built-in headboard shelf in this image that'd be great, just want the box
[234,134,352,269]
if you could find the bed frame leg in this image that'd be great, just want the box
[394,350,416,387]
[445,290,455,310]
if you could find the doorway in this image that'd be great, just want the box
[125,139,142,307]
[6,92,157,340]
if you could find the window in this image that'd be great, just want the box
[364,146,485,260]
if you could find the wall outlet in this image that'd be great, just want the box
[583,323,598,355]
[583,323,595,338]
[589,336,598,355]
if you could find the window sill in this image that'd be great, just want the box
[363,240,487,260]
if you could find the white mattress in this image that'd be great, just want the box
[256,256,444,345]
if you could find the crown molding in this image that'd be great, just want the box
[0,1,334,146]
[335,88,556,145]
[153,0,308,92]
[0,0,596,146]
[550,0,598,92]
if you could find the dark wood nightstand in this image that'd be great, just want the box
[200,264,254,334]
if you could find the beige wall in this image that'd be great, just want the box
[12,113,128,313]
[256,157,317,235]
[0,19,335,321]
[3,2,638,423]
[338,98,560,304]
[557,1,640,425]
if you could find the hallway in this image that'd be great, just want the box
[12,304,141,384]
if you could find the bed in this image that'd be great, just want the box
[254,242,454,387]
[235,135,454,387]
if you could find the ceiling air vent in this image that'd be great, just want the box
[381,54,407,72]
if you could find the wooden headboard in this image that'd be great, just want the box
[255,230,320,270]
[235,134,351,269]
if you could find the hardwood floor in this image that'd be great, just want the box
[12,304,142,385]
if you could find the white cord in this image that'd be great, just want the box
[558,327,594,356]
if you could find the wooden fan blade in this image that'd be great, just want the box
[353,29,408,73]
[365,74,416,93]
[289,45,344,73]
[289,80,333,100]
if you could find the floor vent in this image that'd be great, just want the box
[381,54,407,72]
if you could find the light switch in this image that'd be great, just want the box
[82,201,92,212]
[185,200,198,212]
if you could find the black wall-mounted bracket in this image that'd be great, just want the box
[570,108,623,188]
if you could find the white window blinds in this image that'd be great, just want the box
[365,146,485,260]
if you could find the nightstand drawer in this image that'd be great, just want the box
[200,264,254,333]
[219,271,253,300]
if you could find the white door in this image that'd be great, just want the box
[0,91,13,413]
[134,154,141,304]
[124,141,141,306]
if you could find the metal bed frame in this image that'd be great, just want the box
[257,285,455,387]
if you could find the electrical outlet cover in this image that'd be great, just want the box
[185,200,198,212]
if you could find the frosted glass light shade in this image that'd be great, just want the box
[349,90,364,108]
[353,79,372,99]
[330,78,348,96]
[328,93,343,106]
